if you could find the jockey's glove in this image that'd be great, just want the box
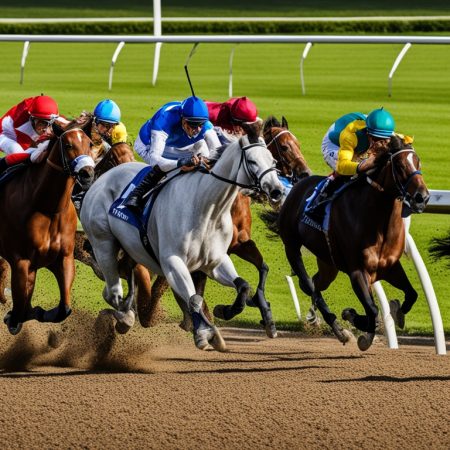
[177,155,196,168]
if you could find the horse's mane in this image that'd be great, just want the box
[208,135,266,162]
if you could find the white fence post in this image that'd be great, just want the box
[373,282,399,349]
[228,44,238,98]
[108,41,125,90]
[404,216,447,355]
[300,42,313,95]
[19,40,30,85]
[152,0,162,86]
[285,275,301,321]
[388,42,411,97]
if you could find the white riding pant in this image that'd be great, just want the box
[321,123,339,171]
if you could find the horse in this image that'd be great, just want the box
[262,134,429,351]
[80,134,283,351]
[0,125,95,334]
[140,116,311,336]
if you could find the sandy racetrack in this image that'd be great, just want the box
[0,310,449,450]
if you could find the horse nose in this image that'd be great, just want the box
[415,191,429,206]
[270,189,283,203]
[78,167,95,191]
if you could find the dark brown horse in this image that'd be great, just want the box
[145,117,311,336]
[0,125,95,334]
[263,134,429,350]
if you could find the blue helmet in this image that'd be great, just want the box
[181,96,209,123]
[366,108,395,138]
[94,99,121,124]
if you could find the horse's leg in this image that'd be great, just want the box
[210,255,253,322]
[92,239,136,333]
[174,271,212,332]
[229,239,276,338]
[342,270,378,351]
[4,260,36,334]
[380,261,417,329]
[39,254,75,323]
[0,257,11,304]
[162,255,226,352]
[285,242,350,343]
[73,230,104,280]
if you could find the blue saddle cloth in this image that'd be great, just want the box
[0,163,28,188]
[109,166,155,231]
[302,178,352,232]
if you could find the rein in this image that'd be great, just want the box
[210,142,277,192]
[265,128,303,180]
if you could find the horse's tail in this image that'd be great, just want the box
[259,209,280,236]
[429,231,450,263]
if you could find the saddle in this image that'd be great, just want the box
[302,176,353,232]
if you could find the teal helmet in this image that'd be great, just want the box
[181,96,209,124]
[366,108,395,138]
[94,99,121,124]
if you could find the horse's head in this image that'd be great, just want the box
[235,136,284,204]
[49,123,96,191]
[263,116,312,181]
[374,134,429,213]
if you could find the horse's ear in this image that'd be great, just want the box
[264,115,281,132]
[242,119,263,144]
[52,122,64,137]
[281,116,289,129]
[389,134,403,151]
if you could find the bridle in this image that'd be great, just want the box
[265,128,303,182]
[210,141,277,193]
[46,128,95,177]
[366,148,422,206]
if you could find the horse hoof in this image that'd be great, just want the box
[113,310,135,335]
[389,299,405,329]
[331,320,350,344]
[209,326,227,352]
[342,308,357,326]
[264,321,278,339]
[194,328,214,350]
[357,333,374,351]
[306,306,318,325]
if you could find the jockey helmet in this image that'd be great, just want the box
[366,108,395,138]
[94,99,121,124]
[181,96,209,125]
[230,97,258,123]
[29,95,59,120]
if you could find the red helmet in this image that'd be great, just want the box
[230,97,258,123]
[29,95,59,120]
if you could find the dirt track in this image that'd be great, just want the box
[0,310,449,450]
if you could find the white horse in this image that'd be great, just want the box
[80,136,283,351]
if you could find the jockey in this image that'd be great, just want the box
[310,107,412,212]
[124,95,221,212]
[0,95,59,174]
[92,99,128,149]
[206,96,259,145]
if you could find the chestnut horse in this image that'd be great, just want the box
[262,134,429,351]
[144,116,311,336]
[0,125,95,334]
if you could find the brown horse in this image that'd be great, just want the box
[263,134,429,350]
[145,116,311,336]
[0,125,95,334]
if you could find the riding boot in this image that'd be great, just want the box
[124,166,165,213]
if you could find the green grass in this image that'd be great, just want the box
[0,0,448,18]
[0,41,449,335]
